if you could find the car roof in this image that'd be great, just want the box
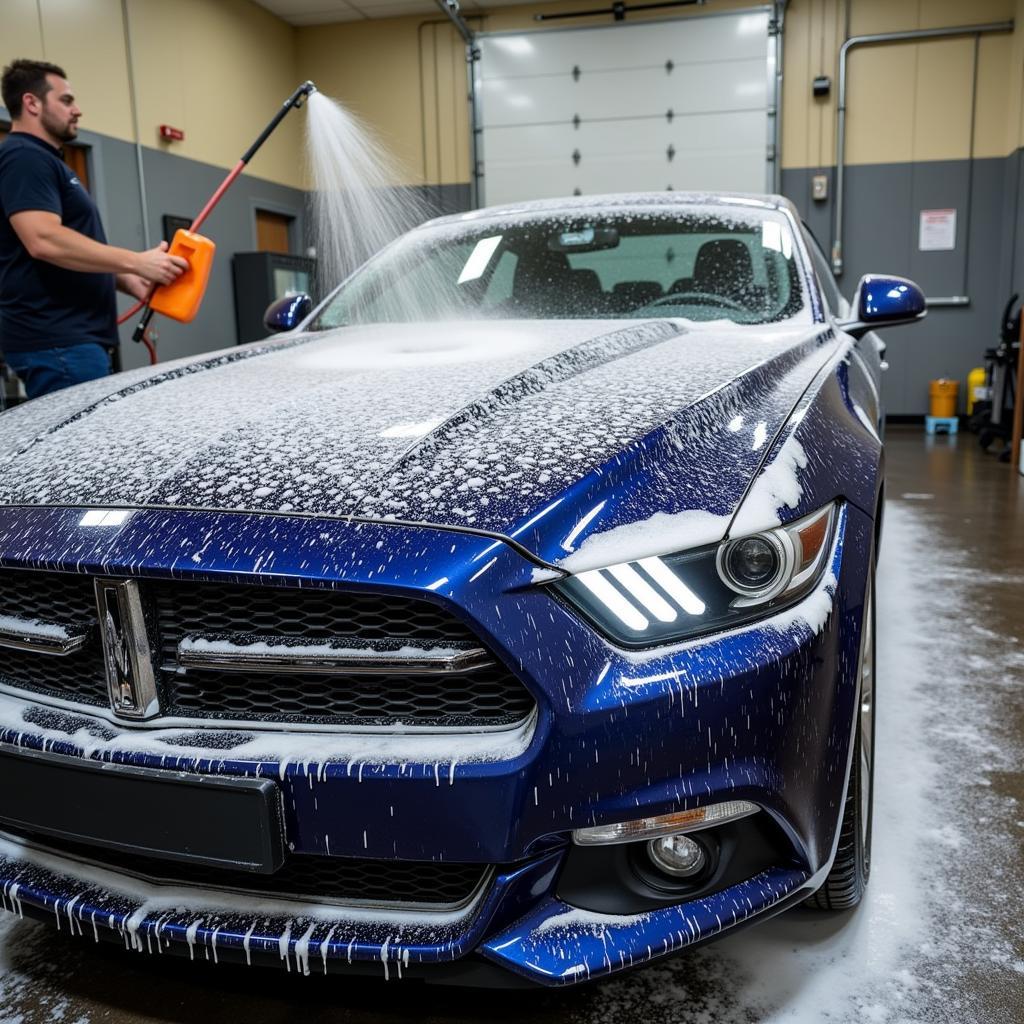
[422,191,795,230]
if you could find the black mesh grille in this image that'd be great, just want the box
[165,664,534,727]
[10,827,487,907]
[0,570,534,730]
[151,581,482,643]
[0,568,107,705]
[0,645,108,706]
[151,581,533,728]
[0,567,96,623]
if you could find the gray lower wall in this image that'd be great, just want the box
[6,111,1019,413]
[39,123,471,372]
[783,152,1024,416]
[73,130,308,371]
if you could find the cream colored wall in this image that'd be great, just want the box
[3,0,135,141]
[127,0,301,187]
[4,0,1023,188]
[1013,0,1024,148]
[299,0,1024,186]
[1,0,304,188]
[835,0,1013,166]
[297,17,470,186]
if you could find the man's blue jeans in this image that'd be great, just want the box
[5,343,112,400]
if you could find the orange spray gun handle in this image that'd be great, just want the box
[149,230,216,324]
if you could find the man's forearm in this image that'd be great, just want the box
[22,222,140,275]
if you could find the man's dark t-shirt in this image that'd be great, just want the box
[0,133,117,354]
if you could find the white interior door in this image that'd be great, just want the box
[475,9,774,205]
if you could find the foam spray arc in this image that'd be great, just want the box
[119,81,318,363]
[303,92,428,299]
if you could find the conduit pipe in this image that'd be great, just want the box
[832,20,1013,276]
[434,0,482,208]
[771,1,787,195]
[435,0,474,45]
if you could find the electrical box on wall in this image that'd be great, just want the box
[812,76,831,97]
[812,174,829,201]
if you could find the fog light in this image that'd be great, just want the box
[647,834,707,877]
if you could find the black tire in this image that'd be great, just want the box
[806,573,875,911]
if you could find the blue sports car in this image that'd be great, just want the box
[0,193,924,985]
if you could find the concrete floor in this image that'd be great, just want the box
[1,426,1022,1023]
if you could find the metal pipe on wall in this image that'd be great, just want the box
[831,20,1013,276]
[418,16,482,214]
[771,0,787,195]
[433,0,480,209]
[120,0,151,249]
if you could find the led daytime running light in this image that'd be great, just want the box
[575,555,706,633]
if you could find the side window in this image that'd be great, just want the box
[802,225,842,313]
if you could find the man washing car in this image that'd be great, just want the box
[0,59,187,399]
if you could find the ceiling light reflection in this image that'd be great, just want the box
[79,510,131,527]
[458,235,503,284]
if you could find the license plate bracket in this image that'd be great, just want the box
[0,743,285,874]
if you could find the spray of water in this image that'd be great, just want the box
[304,92,430,298]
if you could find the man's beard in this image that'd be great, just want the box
[40,107,77,143]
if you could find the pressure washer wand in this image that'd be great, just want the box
[124,81,318,356]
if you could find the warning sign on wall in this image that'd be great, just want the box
[919,209,957,251]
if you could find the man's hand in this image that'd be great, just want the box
[10,211,191,283]
[133,241,189,286]
[116,274,152,302]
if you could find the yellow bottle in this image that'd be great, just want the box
[966,367,986,415]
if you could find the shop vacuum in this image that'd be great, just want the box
[117,81,317,364]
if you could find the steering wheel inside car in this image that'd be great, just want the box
[636,291,748,314]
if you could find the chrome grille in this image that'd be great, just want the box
[152,580,533,728]
[0,569,534,729]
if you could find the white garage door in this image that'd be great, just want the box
[475,9,775,206]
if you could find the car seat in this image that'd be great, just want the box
[671,239,764,309]
[610,281,663,313]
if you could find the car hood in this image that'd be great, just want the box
[0,319,837,565]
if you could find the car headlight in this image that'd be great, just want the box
[553,502,838,648]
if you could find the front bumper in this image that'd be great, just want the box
[0,500,871,985]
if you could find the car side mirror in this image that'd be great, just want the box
[263,293,312,334]
[837,274,926,338]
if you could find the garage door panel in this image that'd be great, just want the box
[477,12,772,204]
[482,112,767,163]
[484,148,765,202]
[480,59,768,127]
[479,15,770,79]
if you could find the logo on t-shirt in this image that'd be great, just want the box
[69,176,82,187]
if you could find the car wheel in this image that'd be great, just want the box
[806,571,875,910]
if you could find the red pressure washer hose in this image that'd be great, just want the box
[119,81,317,364]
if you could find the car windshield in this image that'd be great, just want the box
[313,205,809,329]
